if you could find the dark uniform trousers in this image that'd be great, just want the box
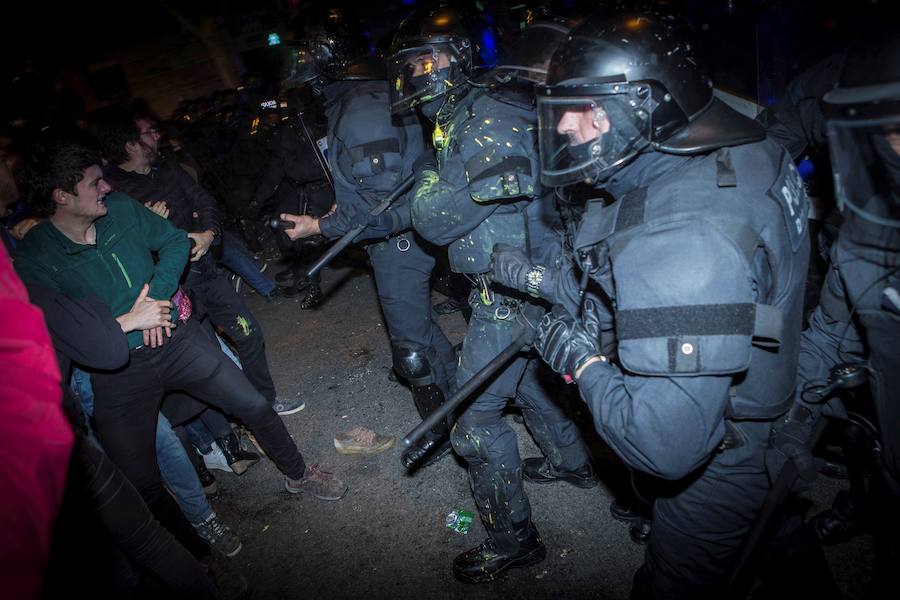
[367,233,457,391]
[91,317,306,550]
[451,289,592,552]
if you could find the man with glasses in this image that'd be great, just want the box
[94,107,306,420]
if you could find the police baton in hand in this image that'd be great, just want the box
[402,329,532,449]
[306,174,414,279]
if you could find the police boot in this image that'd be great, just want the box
[453,520,546,583]
[216,431,260,476]
[401,382,452,470]
[811,490,868,545]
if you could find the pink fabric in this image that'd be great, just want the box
[172,286,192,323]
[0,244,73,599]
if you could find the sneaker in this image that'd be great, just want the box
[201,444,233,473]
[285,465,348,501]
[333,427,395,455]
[272,396,306,416]
[195,514,242,558]
[433,298,464,315]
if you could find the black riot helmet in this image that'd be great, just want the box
[493,17,576,86]
[823,26,900,230]
[386,1,500,115]
[536,7,764,186]
[281,9,379,89]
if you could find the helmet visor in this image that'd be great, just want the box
[387,42,472,114]
[828,114,900,228]
[536,85,652,187]
[495,23,570,85]
[282,42,333,88]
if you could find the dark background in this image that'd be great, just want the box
[0,1,862,127]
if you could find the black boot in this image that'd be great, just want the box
[401,383,452,471]
[196,460,218,495]
[453,521,546,583]
[521,457,597,489]
[216,431,260,476]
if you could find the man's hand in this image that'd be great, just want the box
[187,230,215,262]
[115,284,175,349]
[143,325,173,349]
[280,213,321,240]
[144,200,170,219]
[534,305,605,381]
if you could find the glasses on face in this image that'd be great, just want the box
[140,127,161,137]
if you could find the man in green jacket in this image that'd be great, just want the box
[15,140,348,551]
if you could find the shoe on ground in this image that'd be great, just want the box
[401,437,452,470]
[334,427,395,455]
[197,460,218,495]
[299,284,323,310]
[279,279,311,298]
[629,519,652,545]
[433,298,464,315]
[272,396,306,416]
[453,527,546,583]
[275,267,294,283]
[195,514,242,558]
[285,465,348,501]
[609,501,643,524]
[521,457,597,489]
[217,432,261,476]
[201,444,233,474]
[262,287,281,303]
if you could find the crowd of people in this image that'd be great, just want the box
[2,1,897,598]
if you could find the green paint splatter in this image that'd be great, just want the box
[236,315,251,337]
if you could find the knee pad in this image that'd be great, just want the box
[391,345,434,386]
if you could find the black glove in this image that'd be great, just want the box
[490,243,558,299]
[489,243,532,292]
[413,151,438,175]
[534,305,603,380]
[765,410,817,490]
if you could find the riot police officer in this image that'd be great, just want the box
[780,26,900,592]
[389,2,595,582]
[502,8,811,597]
[279,13,458,464]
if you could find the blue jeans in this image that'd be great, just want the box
[71,368,213,525]
[219,231,276,296]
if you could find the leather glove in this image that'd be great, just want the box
[765,410,817,490]
[534,305,603,381]
[490,243,557,299]
[413,151,438,175]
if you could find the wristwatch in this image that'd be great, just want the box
[525,265,546,298]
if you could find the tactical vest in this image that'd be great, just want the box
[575,142,810,419]
[434,87,543,273]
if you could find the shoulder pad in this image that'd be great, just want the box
[457,99,539,203]
[612,219,756,376]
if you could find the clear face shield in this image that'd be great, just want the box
[494,23,570,86]
[387,40,472,114]
[828,113,900,229]
[536,83,652,187]
[282,42,334,89]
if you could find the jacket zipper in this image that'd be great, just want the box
[111,252,133,289]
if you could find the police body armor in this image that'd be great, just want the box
[326,80,423,227]
[575,141,810,419]
[433,86,541,274]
